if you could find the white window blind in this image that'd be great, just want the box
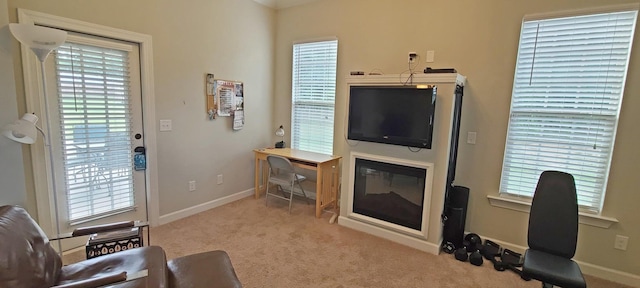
[55,42,135,221]
[292,40,338,155]
[500,10,637,213]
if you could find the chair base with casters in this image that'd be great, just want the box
[265,155,310,213]
[522,170,586,288]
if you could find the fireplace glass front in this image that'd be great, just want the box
[353,158,426,230]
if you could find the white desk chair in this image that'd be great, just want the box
[265,155,310,213]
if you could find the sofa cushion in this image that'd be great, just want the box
[0,205,62,288]
[57,246,169,288]
[168,251,242,288]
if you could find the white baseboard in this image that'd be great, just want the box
[479,235,640,287]
[338,216,441,255]
[158,189,254,225]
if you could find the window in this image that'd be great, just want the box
[55,42,135,221]
[291,40,338,155]
[500,9,637,213]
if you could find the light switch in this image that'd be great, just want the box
[467,132,477,144]
[160,120,172,132]
[426,50,435,63]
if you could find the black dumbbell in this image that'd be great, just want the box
[454,247,468,262]
[469,250,483,266]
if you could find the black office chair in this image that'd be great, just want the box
[522,171,586,288]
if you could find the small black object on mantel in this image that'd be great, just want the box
[424,67,457,73]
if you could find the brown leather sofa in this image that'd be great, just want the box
[0,205,242,288]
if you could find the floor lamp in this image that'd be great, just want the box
[2,23,67,254]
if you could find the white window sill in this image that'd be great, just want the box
[487,195,618,229]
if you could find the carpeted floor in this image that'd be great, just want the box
[64,196,629,287]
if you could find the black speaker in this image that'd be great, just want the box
[442,186,469,249]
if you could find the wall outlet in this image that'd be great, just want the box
[467,132,477,144]
[408,52,417,63]
[217,174,223,185]
[614,235,629,250]
[188,180,196,192]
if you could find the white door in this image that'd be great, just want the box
[42,33,147,250]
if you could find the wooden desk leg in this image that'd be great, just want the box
[254,157,260,199]
[262,161,268,193]
[331,159,339,210]
[316,163,323,218]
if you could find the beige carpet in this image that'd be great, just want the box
[65,196,629,288]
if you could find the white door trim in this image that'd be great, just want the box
[17,9,160,232]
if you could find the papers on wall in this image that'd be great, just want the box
[233,110,244,130]
[207,78,245,130]
[215,80,236,117]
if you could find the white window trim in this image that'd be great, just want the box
[293,36,338,45]
[17,9,160,231]
[487,195,618,229]
[291,38,338,155]
[497,4,638,218]
[523,3,640,21]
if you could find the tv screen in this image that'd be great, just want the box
[348,85,436,148]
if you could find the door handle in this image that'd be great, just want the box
[134,146,146,154]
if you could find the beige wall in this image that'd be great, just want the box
[0,0,32,214]
[5,0,276,216]
[275,0,640,275]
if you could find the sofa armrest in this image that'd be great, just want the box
[168,250,242,288]
[51,272,127,288]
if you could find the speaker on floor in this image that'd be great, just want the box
[442,185,469,250]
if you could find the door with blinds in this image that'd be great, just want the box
[43,33,147,249]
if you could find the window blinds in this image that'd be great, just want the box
[500,10,637,212]
[55,42,135,221]
[291,40,338,155]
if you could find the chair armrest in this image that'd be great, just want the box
[51,272,127,288]
[71,221,135,237]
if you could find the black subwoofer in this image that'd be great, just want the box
[442,185,469,250]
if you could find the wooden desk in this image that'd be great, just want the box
[254,148,341,218]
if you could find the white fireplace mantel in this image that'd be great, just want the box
[346,152,434,239]
[338,73,466,255]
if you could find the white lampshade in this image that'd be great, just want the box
[275,125,285,137]
[9,23,67,62]
[2,113,39,144]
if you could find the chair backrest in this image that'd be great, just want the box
[266,155,296,179]
[0,205,62,287]
[527,171,579,259]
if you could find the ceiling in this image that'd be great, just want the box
[252,0,321,10]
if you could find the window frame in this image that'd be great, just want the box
[290,39,338,155]
[498,5,638,215]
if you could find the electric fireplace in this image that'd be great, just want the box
[347,152,434,239]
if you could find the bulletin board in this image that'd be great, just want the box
[206,74,244,130]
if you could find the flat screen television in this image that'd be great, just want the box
[348,85,436,148]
